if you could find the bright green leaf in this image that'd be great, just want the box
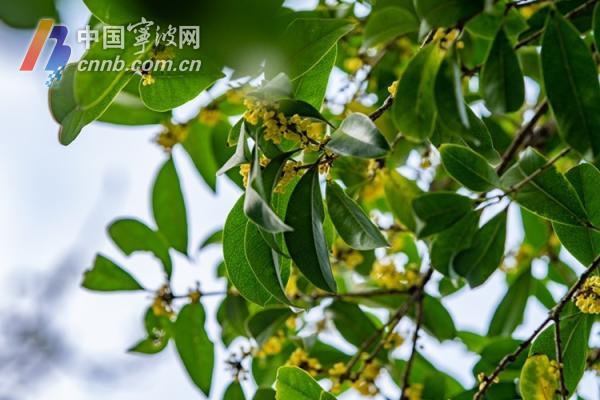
[440,144,499,192]
[326,113,390,158]
[82,254,143,292]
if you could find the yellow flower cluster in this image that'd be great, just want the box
[333,241,365,269]
[370,261,421,290]
[351,360,381,397]
[344,56,363,73]
[198,108,221,126]
[477,372,499,390]
[239,163,251,187]
[142,73,155,86]
[274,160,301,193]
[243,98,324,149]
[404,383,423,400]
[328,362,347,394]
[155,122,188,151]
[383,332,404,350]
[575,276,600,314]
[286,348,322,377]
[258,335,284,358]
[387,80,398,98]
[151,285,174,318]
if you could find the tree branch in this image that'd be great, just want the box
[400,289,426,400]
[474,254,600,399]
[553,315,568,399]
[496,101,548,176]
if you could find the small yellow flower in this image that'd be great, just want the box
[352,379,377,396]
[387,80,399,98]
[361,360,381,381]
[198,108,221,126]
[328,362,347,377]
[259,336,283,357]
[286,348,322,376]
[405,383,423,400]
[574,276,600,314]
[155,122,188,151]
[142,73,155,86]
[344,56,363,73]
[275,160,300,193]
[239,163,251,187]
[384,332,404,350]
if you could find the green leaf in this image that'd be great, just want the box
[285,169,336,293]
[277,18,355,80]
[217,295,250,347]
[474,338,527,381]
[383,170,422,232]
[218,120,249,175]
[362,6,419,49]
[174,302,214,397]
[326,113,390,158]
[108,218,173,278]
[98,76,170,125]
[415,0,484,28]
[223,196,273,306]
[412,192,474,238]
[139,50,224,112]
[488,269,532,337]
[501,147,589,226]
[199,229,223,250]
[292,45,337,110]
[253,388,276,400]
[0,0,58,28]
[224,381,246,400]
[328,301,379,349]
[480,27,525,114]
[422,295,456,341]
[430,211,480,277]
[183,121,219,191]
[594,2,600,51]
[521,208,550,252]
[541,12,600,158]
[275,366,327,400]
[392,43,444,141]
[434,56,469,132]
[440,144,499,192]
[152,158,188,254]
[245,149,292,234]
[49,62,132,145]
[244,222,292,305]
[529,310,592,394]
[82,254,143,292]
[128,307,172,355]
[246,307,294,346]
[433,106,501,163]
[454,211,507,288]
[519,355,559,400]
[326,181,388,250]
[553,163,600,265]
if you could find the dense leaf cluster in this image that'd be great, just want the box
[3,0,599,398]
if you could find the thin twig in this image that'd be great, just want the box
[369,95,394,121]
[515,0,598,49]
[474,254,600,399]
[496,101,548,175]
[400,291,426,400]
[553,315,568,399]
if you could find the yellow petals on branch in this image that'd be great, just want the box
[574,276,600,314]
[371,261,420,290]
[155,122,188,151]
[344,56,363,73]
[198,108,220,126]
[286,348,322,377]
[239,163,251,188]
[387,80,399,98]
[141,73,155,86]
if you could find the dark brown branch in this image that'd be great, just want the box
[369,95,394,121]
[400,289,426,400]
[474,254,600,399]
[553,315,568,399]
[496,101,548,175]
